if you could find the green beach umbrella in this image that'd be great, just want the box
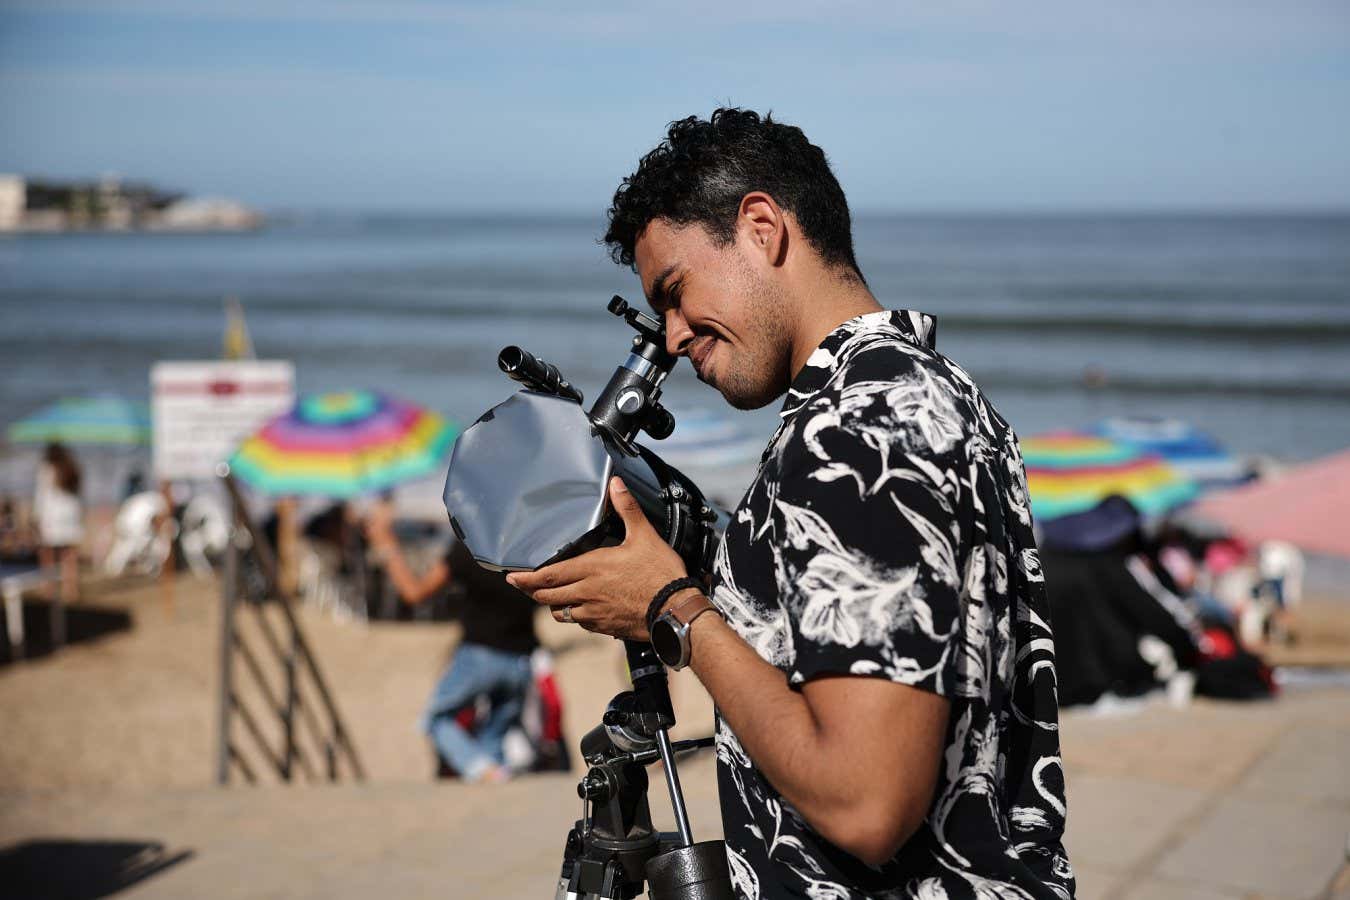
[7,396,151,447]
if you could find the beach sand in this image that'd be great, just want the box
[0,574,715,791]
[1,574,1348,898]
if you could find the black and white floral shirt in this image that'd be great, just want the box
[710,310,1074,900]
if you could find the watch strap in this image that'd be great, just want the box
[655,594,722,670]
[667,592,718,628]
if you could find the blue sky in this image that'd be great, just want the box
[1,1,1347,212]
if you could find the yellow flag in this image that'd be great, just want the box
[223,295,256,360]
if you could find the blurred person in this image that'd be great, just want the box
[364,498,540,783]
[1039,501,1202,707]
[1202,538,1258,628]
[34,442,84,602]
[509,109,1073,898]
[1155,526,1236,627]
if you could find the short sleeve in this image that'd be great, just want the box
[773,365,968,696]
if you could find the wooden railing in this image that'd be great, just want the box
[215,472,364,784]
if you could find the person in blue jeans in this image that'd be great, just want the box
[366,502,540,783]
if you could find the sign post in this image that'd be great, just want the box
[151,361,295,617]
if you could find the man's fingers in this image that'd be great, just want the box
[508,556,588,592]
[609,477,652,542]
[551,602,583,624]
[550,602,601,630]
[532,586,580,608]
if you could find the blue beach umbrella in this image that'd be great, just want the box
[7,396,151,447]
[1091,417,1246,489]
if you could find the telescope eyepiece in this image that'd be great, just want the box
[497,346,583,405]
[497,345,527,375]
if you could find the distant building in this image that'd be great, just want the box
[152,197,264,231]
[0,174,261,232]
[0,175,25,230]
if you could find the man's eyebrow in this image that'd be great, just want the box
[647,264,679,311]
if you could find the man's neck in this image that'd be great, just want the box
[788,271,884,380]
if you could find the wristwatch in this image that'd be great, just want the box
[650,591,722,670]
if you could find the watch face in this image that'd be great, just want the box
[651,618,682,667]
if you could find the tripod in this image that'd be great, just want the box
[554,640,732,900]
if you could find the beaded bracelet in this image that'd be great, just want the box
[645,576,703,633]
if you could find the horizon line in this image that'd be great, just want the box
[264,205,1350,219]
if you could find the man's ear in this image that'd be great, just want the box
[737,192,788,268]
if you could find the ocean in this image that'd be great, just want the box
[2,212,1348,503]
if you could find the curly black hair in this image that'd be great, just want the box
[603,108,862,279]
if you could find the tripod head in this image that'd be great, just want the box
[554,642,732,900]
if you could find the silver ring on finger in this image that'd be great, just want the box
[561,604,575,624]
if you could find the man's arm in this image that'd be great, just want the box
[509,478,949,865]
[687,605,949,863]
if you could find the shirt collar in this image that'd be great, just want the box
[778,309,937,420]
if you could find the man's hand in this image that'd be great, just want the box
[507,477,689,640]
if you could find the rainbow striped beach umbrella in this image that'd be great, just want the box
[7,396,151,446]
[229,391,458,498]
[1021,430,1199,522]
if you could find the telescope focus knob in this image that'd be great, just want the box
[643,403,675,441]
[579,768,617,803]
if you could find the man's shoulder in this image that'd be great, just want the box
[779,332,1008,470]
[832,332,970,390]
[814,335,982,420]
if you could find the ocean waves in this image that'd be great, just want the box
[2,213,1349,459]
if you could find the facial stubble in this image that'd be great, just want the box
[713,262,794,411]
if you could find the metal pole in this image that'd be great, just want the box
[216,477,239,785]
[655,728,694,848]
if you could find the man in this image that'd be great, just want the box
[366,500,538,783]
[509,108,1073,899]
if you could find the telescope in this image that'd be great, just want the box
[443,296,734,900]
[445,296,725,578]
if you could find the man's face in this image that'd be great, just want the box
[634,219,792,411]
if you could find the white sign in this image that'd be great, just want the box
[152,361,295,480]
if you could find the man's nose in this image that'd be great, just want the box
[664,309,693,357]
